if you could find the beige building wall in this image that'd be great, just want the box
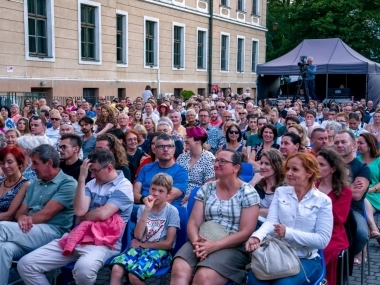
[0,0,267,100]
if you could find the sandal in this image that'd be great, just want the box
[370,225,380,239]
[354,258,362,266]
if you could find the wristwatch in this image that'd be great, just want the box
[140,195,147,204]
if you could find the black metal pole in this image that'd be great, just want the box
[208,0,213,94]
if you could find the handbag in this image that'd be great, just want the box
[250,235,310,282]
[199,183,230,242]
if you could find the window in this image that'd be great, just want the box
[198,88,205,95]
[173,23,185,69]
[24,0,55,61]
[144,17,159,68]
[237,0,245,11]
[237,37,245,73]
[220,0,230,7]
[220,34,230,71]
[116,11,128,66]
[251,40,258,73]
[197,29,207,70]
[252,0,259,16]
[78,0,102,65]
[174,88,183,98]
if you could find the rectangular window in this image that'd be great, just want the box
[197,30,207,70]
[237,37,245,73]
[220,34,229,71]
[237,0,245,11]
[252,0,259,15]
[28,0,47,56]
[198,88,205,96]
[78,0,101,65]
[221,0,229,7]
[146,21,156,66]
[251,40,258,73]
[81,5,95,60]
[116,11,128,66]
[172,24,185,69]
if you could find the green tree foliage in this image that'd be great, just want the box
[180,90,195,100]
[267,0,380,62]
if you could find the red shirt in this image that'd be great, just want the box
[210,119,222,127]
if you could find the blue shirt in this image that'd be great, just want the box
[205,125,222,155]
[82,135,96,159]
[136,162,188,206]
[306,64,316,80]
[85,110,97,118]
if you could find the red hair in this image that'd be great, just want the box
[284,152,319,190]
[0,146,25,167]
[125,129,143,144]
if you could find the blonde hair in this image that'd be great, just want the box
[151,173,173,192]
[49,109,61,118]
[288,124,310,148]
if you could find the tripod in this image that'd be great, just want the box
[293,72,310,104]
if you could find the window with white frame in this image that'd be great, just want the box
[220,0,230,7]
[237,37,245,73]
[237,0,245,12]
[78,0,102,64]
[173,24,185,69]
[144,17,159,67]
[197,29,207,70]
[251,40,258,73]
[252,0,259,15]
[25,0,55,61]
[116,11,128,65]
[220,34,230,71]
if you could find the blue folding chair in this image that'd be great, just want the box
[239,162,254,183]
[60,221,132,285]
[313,249,327,285]
[152,206,188,284]
[187,187,200,221]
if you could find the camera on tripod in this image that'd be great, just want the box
[298,55,308,78]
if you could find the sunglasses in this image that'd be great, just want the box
[229,131,239,135]
[218,106,226,109]
[239,113,246,115]
[50,118,60,121]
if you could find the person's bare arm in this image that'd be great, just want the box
[166,187,184,203]
[0,182,29,221]
[83,203,119,221]
[187,200,204,244]
[95,123,115,136]
[133,182,143,204]
[74,159,92,216]
[351,177,370,201]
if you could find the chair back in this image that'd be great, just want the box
[344,209,357,276]
[239,162,254,183]
[120,221,132,253]
[173,206,188,255]
[187,187,200,221]
[312,249,326,285]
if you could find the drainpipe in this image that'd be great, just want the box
[208,0,213,94]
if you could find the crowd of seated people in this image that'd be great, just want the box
[0,94,379,285]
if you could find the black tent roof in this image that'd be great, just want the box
[257,38,380,75]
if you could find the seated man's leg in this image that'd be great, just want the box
[18,239,78,285]
[73,244,118,285]
[0,221,61,284]
[352,209,369,256]
[0,242,26,285]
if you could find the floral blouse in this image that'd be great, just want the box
[0,177,28,213]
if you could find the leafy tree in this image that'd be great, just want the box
[267,0,380,61]
[180,90,195,101]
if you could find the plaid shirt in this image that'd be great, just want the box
[195,181,260,233]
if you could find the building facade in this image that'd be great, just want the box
[0,0,267,100]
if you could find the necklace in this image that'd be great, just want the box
[3,176,23,188]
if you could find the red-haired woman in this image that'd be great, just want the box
[125,129,147,181]
[0,146,30,221]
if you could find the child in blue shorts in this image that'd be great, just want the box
[109,173,180,285]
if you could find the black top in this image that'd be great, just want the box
[127,148,146,181]
[348,158,372,213]
[60,159,83,181]
[117,165,132,183]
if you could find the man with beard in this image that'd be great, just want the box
[59,134,82,181]
[79,117,96,159]
[210,109,222,127]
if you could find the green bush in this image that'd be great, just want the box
[181,90,195,101]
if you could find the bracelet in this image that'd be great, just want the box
[140,195,147,204]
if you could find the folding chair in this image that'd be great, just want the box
[239,162,254,183]
[312,249,327,285]
[187,186,200,221]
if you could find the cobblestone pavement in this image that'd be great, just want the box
[12,238,380,285]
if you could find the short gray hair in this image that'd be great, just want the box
[325,121,342,134]
[17,135,52,150]
[29,144,60,168]
[157,118,173,130]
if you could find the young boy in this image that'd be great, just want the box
[109,173,180,285]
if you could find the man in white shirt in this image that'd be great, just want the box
[142,101,159,125]
[45,110,61,144]
[117,113,130,133]
[73,108,86,136]
[30,116,54,145]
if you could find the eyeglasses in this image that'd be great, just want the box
[155,144,175,150]
[218,106,226,109]
[229,131,239,135]
[239,113,246,115]
[186,114,195,117]
[89,164,108,174]
[212,158,234,166]
[336,120,347,123]
[100,98,105,101]
[50,118,60,121]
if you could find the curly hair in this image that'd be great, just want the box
[256,149,285,193]
[317,148,350,197]
[98,104,116,124]
[96,133,129,167]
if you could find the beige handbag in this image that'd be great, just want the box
[250,235,309,281]
[199,183,230,242]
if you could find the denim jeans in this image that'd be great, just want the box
[0,221,60,285]
[247,257,322,285]
[352,209,369,256]
[307,79,317,101]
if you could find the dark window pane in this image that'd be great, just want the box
[117,48,122,62]
[38,37,47,54]
[117,34,122,47]
[87,27,94,44]
[87,7,95,24]
[29,36,36,53]
[81,6,86,23]
[81,43,86,57]
[88,43,95,58]
[37,19,46,37]
[81,28,85,41]
[28,18,36,36]
[36,0,46,16]
[117,15,123,31]
[28,0,35,14]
